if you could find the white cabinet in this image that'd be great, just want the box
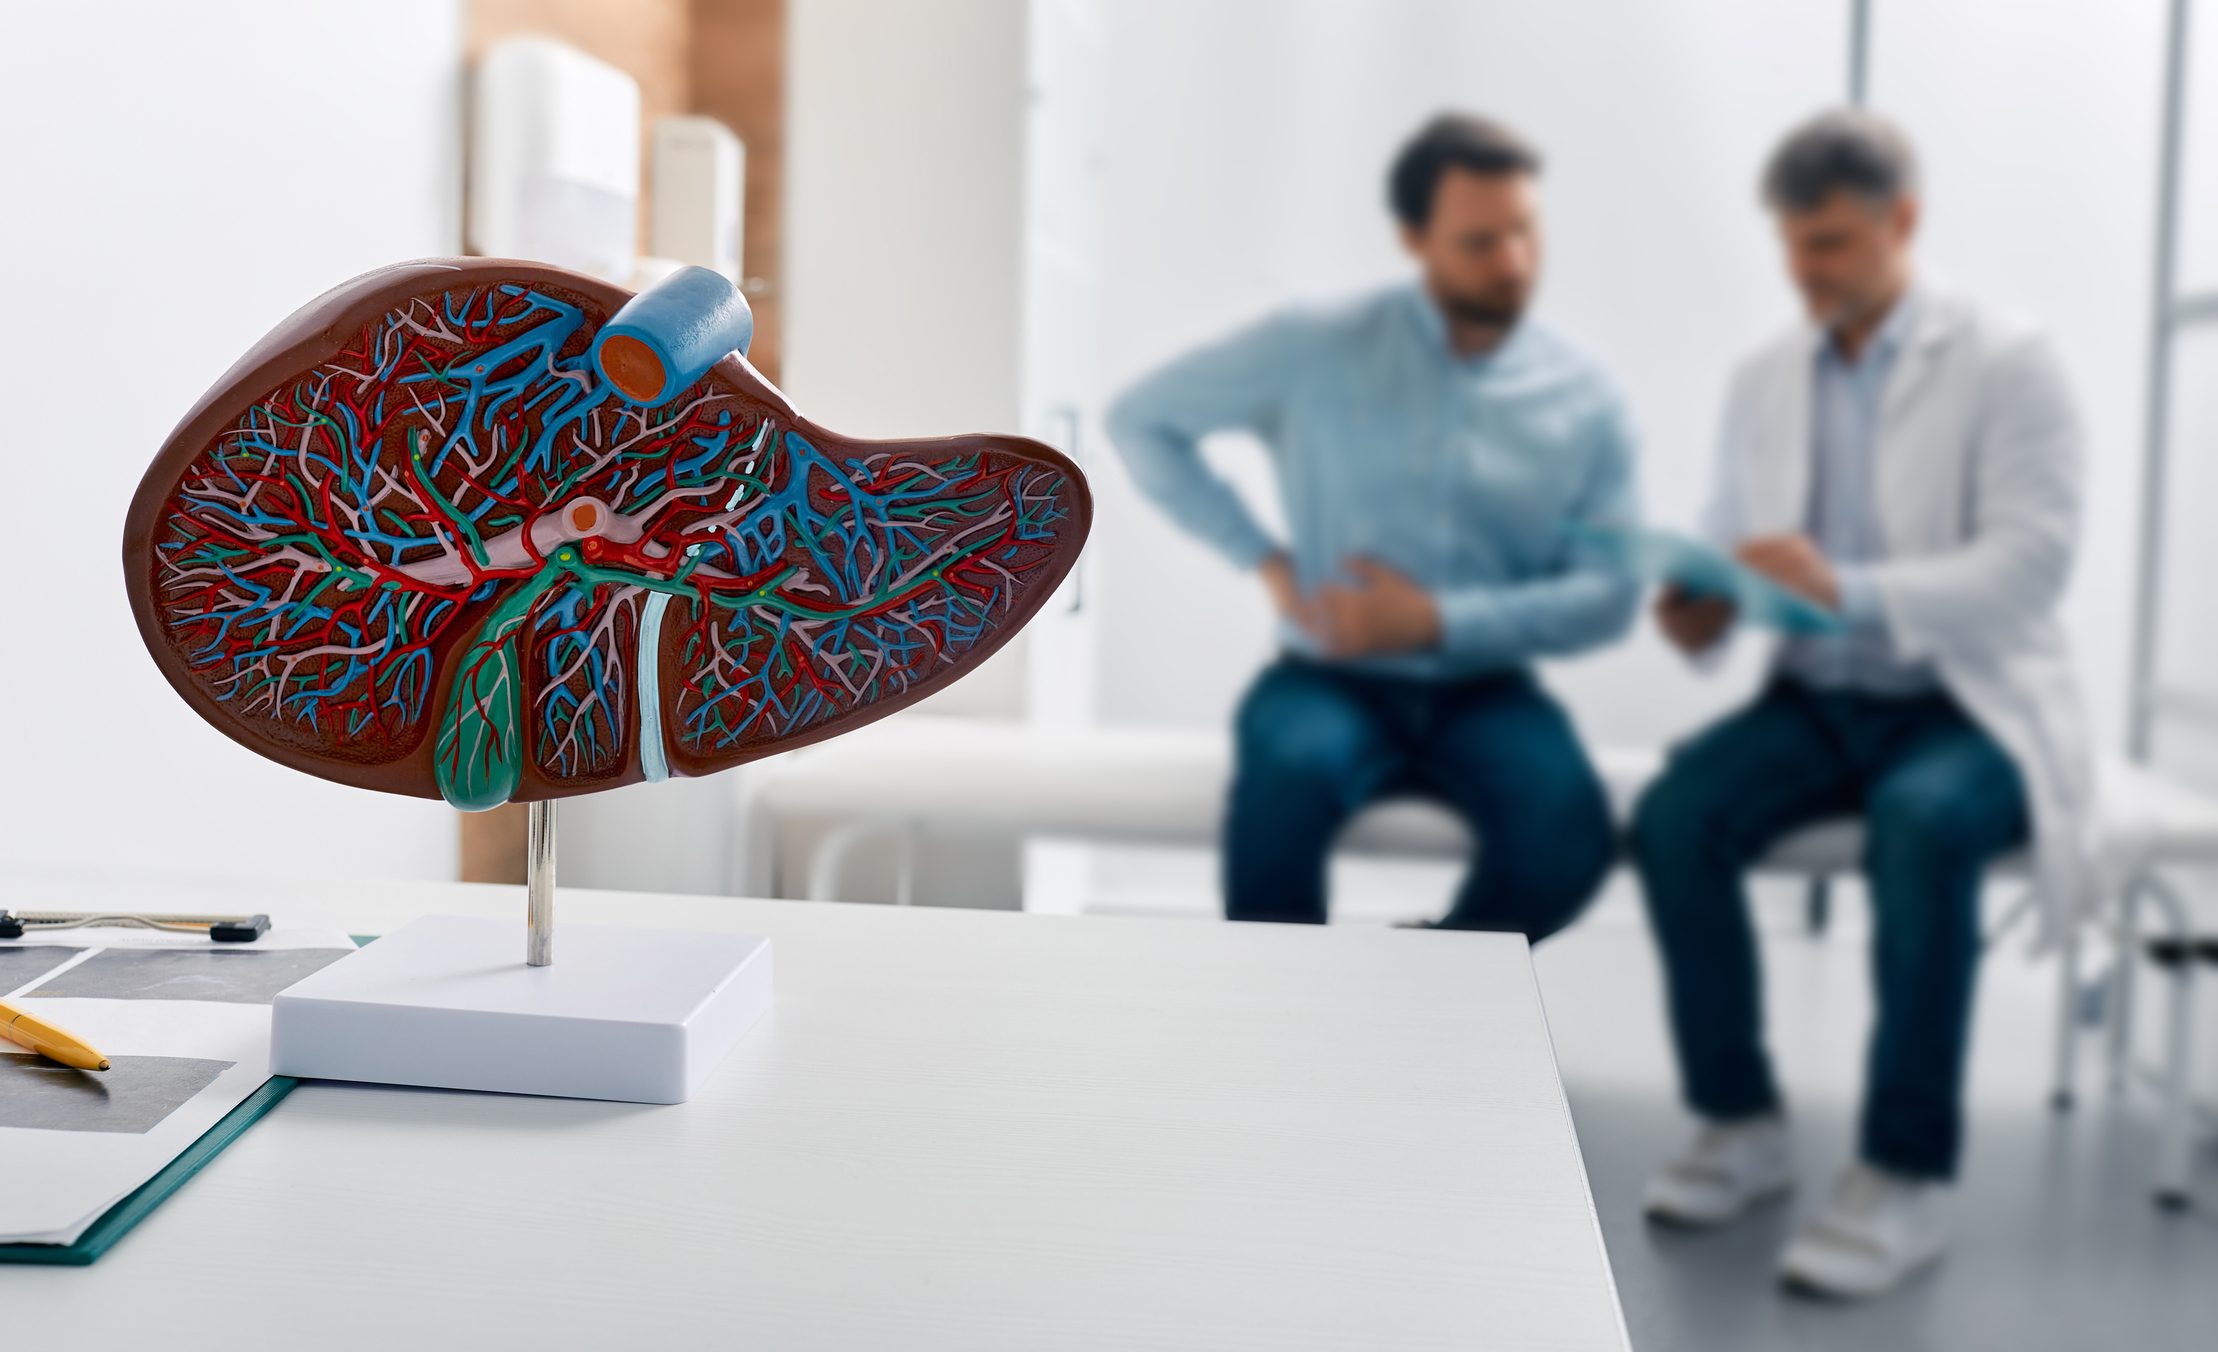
[763,0,1103,906]
[786,0,1100,729]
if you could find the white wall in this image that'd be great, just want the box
[2174,0,2218,298]
[1090,0,2168,759]
[784,0,1027,441]
[1871,0,2167,756]
[0,1,465,881]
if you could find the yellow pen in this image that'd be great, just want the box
[0,997,110,1071]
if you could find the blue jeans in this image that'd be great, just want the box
[1630,679,2029,1179]
[1225,658,1614,940]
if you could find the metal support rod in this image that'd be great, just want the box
[527,799,556,967]
[1847,0,1871,105]
[2050,918,2082,1111]
[2107,882,2146,1095]
[2128,0,2194,760]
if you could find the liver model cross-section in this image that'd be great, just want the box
[123,259,1090,810]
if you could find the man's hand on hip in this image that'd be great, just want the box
[1312,556,1443,659]
[1258,552,1306,623]
[1736,534,1842,611]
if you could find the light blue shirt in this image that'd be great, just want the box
[1777,287,1938,694]
[1105,284,1641,680]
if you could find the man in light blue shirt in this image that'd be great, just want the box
[1106,113,1640,936]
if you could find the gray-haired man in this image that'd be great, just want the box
[1632,109,2091,1299]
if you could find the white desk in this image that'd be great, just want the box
[3,868,1627,1350]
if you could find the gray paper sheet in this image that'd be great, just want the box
[0,1052,236,1135]
[24,947,353,1005]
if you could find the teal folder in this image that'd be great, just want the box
[0,1077,302,1266]
[1574,524,1846,635]
[0,934,374,1266]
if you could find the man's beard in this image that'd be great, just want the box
[1437,286,1528,332]
[1799,285,1850,327]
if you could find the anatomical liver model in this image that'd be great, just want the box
[124,259,1090,812]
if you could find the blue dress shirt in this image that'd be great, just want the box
[1106,284,1641,681]
[1776,287,1938,694]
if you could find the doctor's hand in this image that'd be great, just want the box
[1736,534,1841,611]
[1655,585,1735,654]
[1313,556,1443,659]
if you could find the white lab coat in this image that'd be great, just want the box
[1706,286,2099,947]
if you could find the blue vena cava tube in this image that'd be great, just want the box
[592,266,754,407]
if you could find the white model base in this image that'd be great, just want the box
[270,915,773,1104]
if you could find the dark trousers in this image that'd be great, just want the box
[1225,658,1614,941]
[1629,679,2029,1179]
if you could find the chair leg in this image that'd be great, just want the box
[2155,962,2196,1210]
[2106,882,2145,1096]
[2139,874,2198,1211]
[1805,875,1832,937]
[2052,917,2082,1112]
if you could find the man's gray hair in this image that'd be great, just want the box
[1760,109,1920,212]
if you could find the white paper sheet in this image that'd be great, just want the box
[0,926,357,1246]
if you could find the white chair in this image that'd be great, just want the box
[737,713,2216,1206]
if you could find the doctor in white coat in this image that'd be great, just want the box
[1630,109,2094,1299]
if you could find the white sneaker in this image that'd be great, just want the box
[1778,1163,1949,1299]
[1643,1115,1795,1226]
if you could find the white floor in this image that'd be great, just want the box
[1078,857,2218,1350]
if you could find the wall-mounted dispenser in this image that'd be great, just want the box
[469,36,641,282]
[649,115,746,282]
